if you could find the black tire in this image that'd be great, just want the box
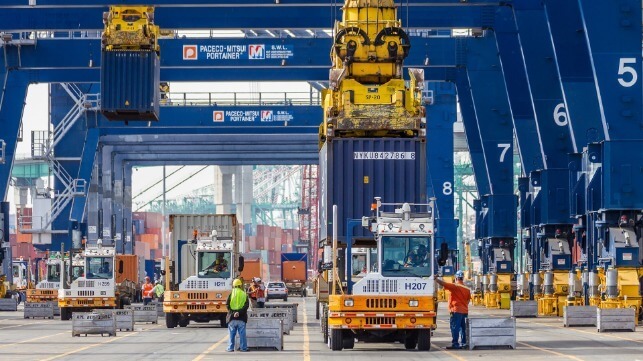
[165,313,178,328]
[315,301,320,320]
[330,329,343,351]
[284,297,288,302]
[417,330,431,351]
[342,332,355,349]
[322,311,329,344]
[178,319,189,328]
[303,289,307,297]
[220,315,228,328]
[60,308,72,321]
[404,334,418,350]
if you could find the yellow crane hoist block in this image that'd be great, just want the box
[102,6,160,52]
[321,0,425,141]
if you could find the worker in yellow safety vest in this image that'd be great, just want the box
[226,279,249,352]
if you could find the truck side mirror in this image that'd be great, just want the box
[118,260,124,274]
[238,256,244,272]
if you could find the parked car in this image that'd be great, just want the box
[266,281,288,301]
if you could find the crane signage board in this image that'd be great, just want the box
[212,110,294,123]
[183,44,294,61]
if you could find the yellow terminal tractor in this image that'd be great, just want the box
[28,252,83,304]
[163,214,243,328]
[11,258,31,303]
[327,198,437,351]
[320,0,425,142]
[58,241,138,320]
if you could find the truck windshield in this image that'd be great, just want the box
[198,251,231,279]
[86,257,113,279]
[381,236,430,277]
[47,264,61,282]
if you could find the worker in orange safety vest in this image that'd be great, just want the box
[142,276,154,305]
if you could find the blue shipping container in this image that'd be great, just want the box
[101,50,160,121]
[132,219,145,235]
[319,138,427,243]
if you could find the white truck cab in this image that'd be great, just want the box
[164,214,242,329]
[58,242,129,320]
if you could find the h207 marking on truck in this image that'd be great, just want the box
[353,152,415,160]
[404,283,426,291]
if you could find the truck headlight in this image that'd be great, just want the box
[173,293,180,299]
[409,300,419,307]
[344,299,354,307]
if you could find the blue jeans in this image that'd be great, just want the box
[227,320,248,351]
[450,312,467,347]
[143,298,152,305]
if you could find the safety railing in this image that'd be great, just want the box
[163,91,321,107]
[52,84,100,148]
[7,29,333,40]
[31,131,49,160]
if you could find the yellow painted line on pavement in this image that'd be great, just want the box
[0,332,66,349]
[303,298,311,361]
[39,331,140,361]
[432,344,468,361]
[0,321,48,330]
[193,335,229,361]
[518,341,585,361]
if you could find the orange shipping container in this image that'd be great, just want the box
[140,234,159,249]
[115,254,139,284]
[240,259,263,282]
[282,260,307,281]
[16,232,32,244]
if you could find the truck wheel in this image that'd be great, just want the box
[178,319,189,328]
[220,315,228,328]
[417,330,431,351]
[322,313,329,343]
[330,329,343,351]
[315,301,320,320]
[60,308,71,321]
[165,313,178,328]
[303,289,307,297]
[404,333,418,350]
[342,331,354,349]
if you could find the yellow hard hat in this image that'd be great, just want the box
[233,279,243,287]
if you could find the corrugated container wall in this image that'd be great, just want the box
[319,138,427,243]
[101,50,160,121]
[281,253,307,281]
[115,254,139,284]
